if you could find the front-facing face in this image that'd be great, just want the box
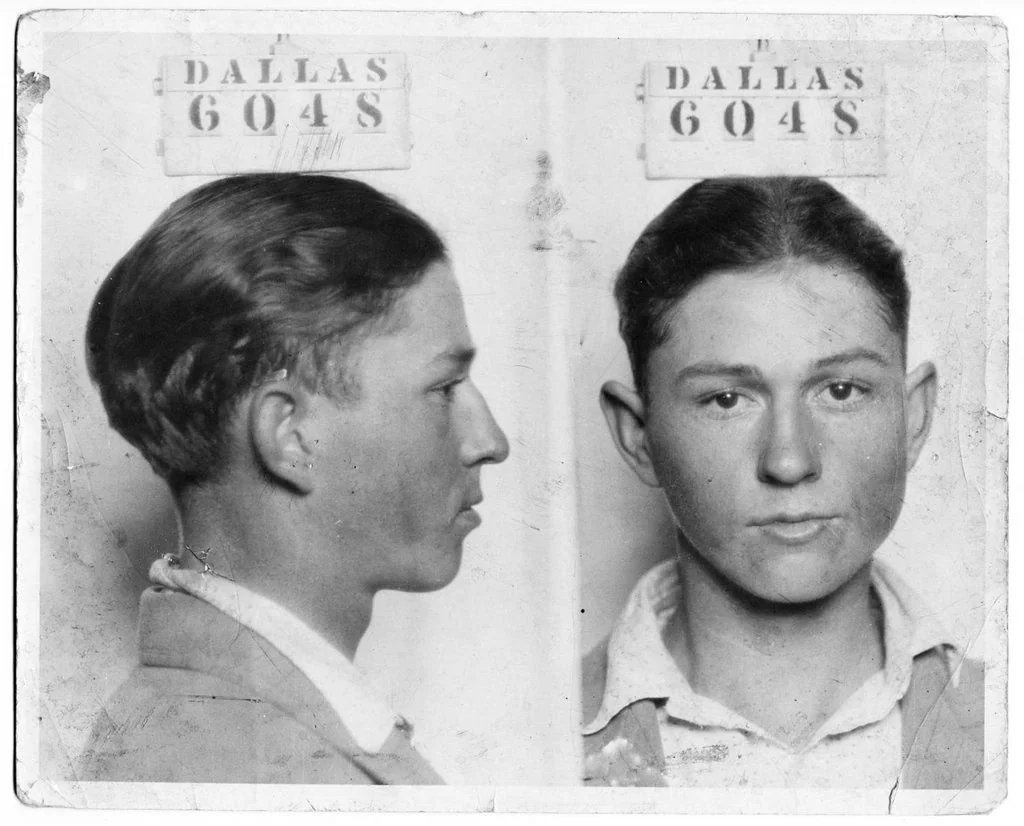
[304,261,509,594]
[604,259,935,605]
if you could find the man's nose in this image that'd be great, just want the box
[461,382,510,466]
[757,400,821,486]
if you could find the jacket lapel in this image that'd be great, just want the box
[582,636,665,785]
[899,649,984,790]
[140,586,443,785]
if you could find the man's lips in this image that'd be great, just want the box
[751,515,836,544]
[455,493,484,529]
[460,493,483,513]
[456,508,482,527]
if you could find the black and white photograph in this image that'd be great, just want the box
[14,7,1009,816]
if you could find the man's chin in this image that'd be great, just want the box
[738,560,870,609]
[386,546,464,594]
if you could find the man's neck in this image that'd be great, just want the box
[664,544,884,748]
[175,487,373,661]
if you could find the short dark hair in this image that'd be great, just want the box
[614,176,909,396]
[86,173,447,489]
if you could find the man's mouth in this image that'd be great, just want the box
[752,515,835,544]
[460,493,483,513]
[455,505,482,532]
[455,493,484,529]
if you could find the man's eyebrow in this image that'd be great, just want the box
[813,348,893,370]
[428,346,477,369]
[675,362,765,384]
[674,348,892,385]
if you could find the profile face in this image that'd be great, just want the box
[307,261,509,594]
[640,260,917,604]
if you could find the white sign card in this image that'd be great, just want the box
[157,52,410,174]
[642,52,884,178]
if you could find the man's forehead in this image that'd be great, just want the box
[355,263,475,367]
[655,264,903,370]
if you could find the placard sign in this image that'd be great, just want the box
[155,53,410,175]
[642,60,885,179]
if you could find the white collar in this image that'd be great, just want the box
[583,557,960,738]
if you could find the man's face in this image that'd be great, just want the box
[307,261,509,594]
[631,260,928,604]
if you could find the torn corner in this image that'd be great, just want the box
[16,59,51,207]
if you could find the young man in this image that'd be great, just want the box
[77,174,509,784]
[583,176,983,789]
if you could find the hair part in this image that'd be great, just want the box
[614,176,909,397]
[86,174,447,489]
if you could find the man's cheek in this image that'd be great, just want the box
[849,449,906,536]
[664,467,735,541]
[655,448,699,505]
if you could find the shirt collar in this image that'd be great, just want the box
[582,558,687,735]
[149,556,402,754]
[872,558,960,680]
[583,557,960,740]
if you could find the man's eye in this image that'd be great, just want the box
[823,381,867,403]
[699,391,747,411]
[435,378,466,400]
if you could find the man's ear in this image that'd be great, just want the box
[248,379,316,495]
[904,360,938,472]
[599,380,661,488]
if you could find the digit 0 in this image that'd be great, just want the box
[724,100,754,138]
[243,94,276,133]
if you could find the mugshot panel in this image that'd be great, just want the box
[563,27,1006,813]
[570,36,993,660]
[17,14,581,799]
[16,9,1007,815]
